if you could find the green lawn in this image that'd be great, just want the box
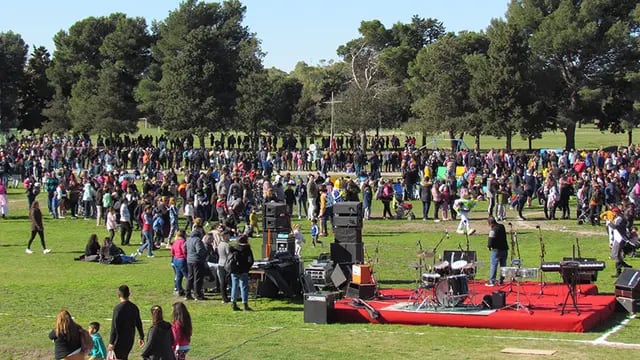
[1,185,640,359]
[133,121,631,152]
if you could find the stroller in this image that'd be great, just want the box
[576,197,590,225]
[392,183,416,220]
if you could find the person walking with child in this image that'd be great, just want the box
[49,309,84,360]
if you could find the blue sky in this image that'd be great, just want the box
[0,0,509,72]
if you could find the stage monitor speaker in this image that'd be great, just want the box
[333,227,363,243]
[442,250,477,264]
[616,297,640,314]
[301,273,316,294]
[263,203,288,217]
[333,202,363,217]
[304,292,337,324]
[615,269,640,299]
[492,290,506,309]
[330,242,364,264]
[330,263,352,289]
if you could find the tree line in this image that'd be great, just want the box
[0,0,638,150]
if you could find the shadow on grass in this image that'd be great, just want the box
[0,244,23,248]
[588,311,630,332]
[379,279,415,285]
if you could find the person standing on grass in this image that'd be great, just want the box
[185,226,207,301]
[229,234,254,311]
[108,285,144,360]
[120,197,132,246]
[172,302,192,360]
[0,180,8,218]
[106,207,117,242]
[26,201,51,254]
[171,230,188,297]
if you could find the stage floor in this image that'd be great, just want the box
[333,281,617,332]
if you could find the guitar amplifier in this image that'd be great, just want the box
[304,292,337,324]
[615,269,640,299]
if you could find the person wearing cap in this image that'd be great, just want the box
[229,235,254,311]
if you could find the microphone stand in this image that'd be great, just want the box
[537,225,547,295]
[463,220,471,252]
[432,230,449,270]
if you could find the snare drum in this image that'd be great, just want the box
[422,272,441,283]
[501,267,519,278]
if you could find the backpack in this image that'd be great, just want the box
[224,250,240,273]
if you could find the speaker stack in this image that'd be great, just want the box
[330,202,364,264]
[615,268,640,313]
[262,203,293,259]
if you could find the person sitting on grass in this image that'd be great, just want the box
[100,237,137,264]
[75,234,101,261]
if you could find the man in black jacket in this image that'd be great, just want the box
[486,216,509,286]
[108,285,144,360]
[185,228,208,301]
[229,234,254,311]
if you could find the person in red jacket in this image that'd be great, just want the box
[171,302,192,359]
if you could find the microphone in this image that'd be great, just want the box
[535,225,540,229]
[508,222,512,226]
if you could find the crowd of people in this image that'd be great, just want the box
[3,132,640,357]
[50,285,192,360]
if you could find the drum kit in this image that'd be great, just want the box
[413,257,480,310]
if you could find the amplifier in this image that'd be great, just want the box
[334,227,362,243]
[261,234,295,259]
[334,214,363,228]
[330,242,364,264]
[263,203,287,217]
[304,292,337,324]
[334,202,363,217]
[352,264,372,285]
[304,260,334,289]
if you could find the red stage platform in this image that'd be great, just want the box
[333,281,617,332]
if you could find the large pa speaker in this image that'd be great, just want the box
[263,203,287,217]
[333,227,363,243]
[334,215,363,228]
[615,268,640,298]
[263,216,291,230]
[333,202,363,217]
[330,263,352,289]
[330,242,364,264]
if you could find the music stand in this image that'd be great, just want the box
[560,261,581,315]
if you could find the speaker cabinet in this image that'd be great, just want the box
[330,242,364,264]
[492,290,506,309]
[615,268,640,298]
[263,203,287,217]
[334,215,363,228]
[333,202,363,217]
[304,292,337,324]
[333,227,363,243]
[345,282,377,300]
[263,216,291,230]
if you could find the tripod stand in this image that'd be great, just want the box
[560,262,581,315]
[502,270,532,314]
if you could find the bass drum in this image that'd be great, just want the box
[436,274,469,307]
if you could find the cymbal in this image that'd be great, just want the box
[416,250,435,258]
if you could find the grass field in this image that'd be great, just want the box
[1,183,640,360]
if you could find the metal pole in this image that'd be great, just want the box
[330,91,334,151]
